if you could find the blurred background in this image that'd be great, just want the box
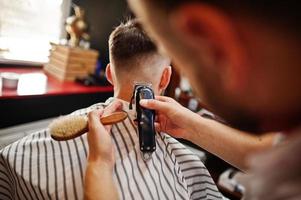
[0,0,129,65]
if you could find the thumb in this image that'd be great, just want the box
[103,100,123,116]
[87,110,108,153]
[140,99,171,113]
[87,109,115,164]
[87,110,114,162]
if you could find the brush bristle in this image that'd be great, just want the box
[49,115,88,138]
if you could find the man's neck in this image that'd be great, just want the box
[113,87,132,103]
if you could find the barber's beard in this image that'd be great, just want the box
[208,102,301,134]
[192,79,301,134]
[221,110,263,133]
[204,99,264,133]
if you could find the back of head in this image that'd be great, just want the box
[109,19,170,86]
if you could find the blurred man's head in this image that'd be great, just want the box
[128,0,301,132]
[106,19,171,101]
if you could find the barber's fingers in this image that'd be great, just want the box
[103,100,123,116]
[87,110,106,147]
[87,109,114,161]
[154,95,176,103]
[154,122,162,132]
[140,98,174,114]
[102,100,123,132]
[88,109,104,132]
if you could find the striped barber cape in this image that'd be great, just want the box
[0,98,223,200]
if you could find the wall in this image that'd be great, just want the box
[73,0,130,66]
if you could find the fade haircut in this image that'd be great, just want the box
[152,0,301,34]
[109,19,159,70]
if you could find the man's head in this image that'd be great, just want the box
[106,19,171,101]
[128,0,301,132]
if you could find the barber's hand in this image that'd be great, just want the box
[85,100,122,200]
[140,95,200,139]
[87,100,123,165]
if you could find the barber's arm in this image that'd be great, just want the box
[140,96,275,171]
[84,102,122,200]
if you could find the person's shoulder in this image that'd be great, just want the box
[159,133,203,162]
[0,101,106,151]
[70,102,106,116]
[0,101,107,161]
[158,133,223,199]
[158,133,209,179]
[0,128,48,157]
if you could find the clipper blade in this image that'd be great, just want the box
[142,152,152,161]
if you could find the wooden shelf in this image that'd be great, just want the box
[0,67,113,99]
[0,67,113,128]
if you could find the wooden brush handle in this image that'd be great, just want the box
[50,111,128,141]
[100,111,127,125]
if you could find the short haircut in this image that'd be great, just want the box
[109,19,158,68]
[152,0,301,33]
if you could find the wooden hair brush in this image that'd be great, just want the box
[49,111,127,141]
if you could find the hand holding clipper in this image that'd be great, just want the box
[130,83,156,160]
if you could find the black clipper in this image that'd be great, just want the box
[130,83,156,160]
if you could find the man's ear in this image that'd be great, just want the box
[169,3,249,92]
[159,66,172,91]
[105,63,114,85]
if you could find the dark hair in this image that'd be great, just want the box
[153,0,301,33]
[109,19,157,64]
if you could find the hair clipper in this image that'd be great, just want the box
[130,83,156,160]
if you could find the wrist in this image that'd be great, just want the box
[87,157,115,171]
[85,159,117,200]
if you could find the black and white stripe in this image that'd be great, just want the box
[0,98,223,200]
